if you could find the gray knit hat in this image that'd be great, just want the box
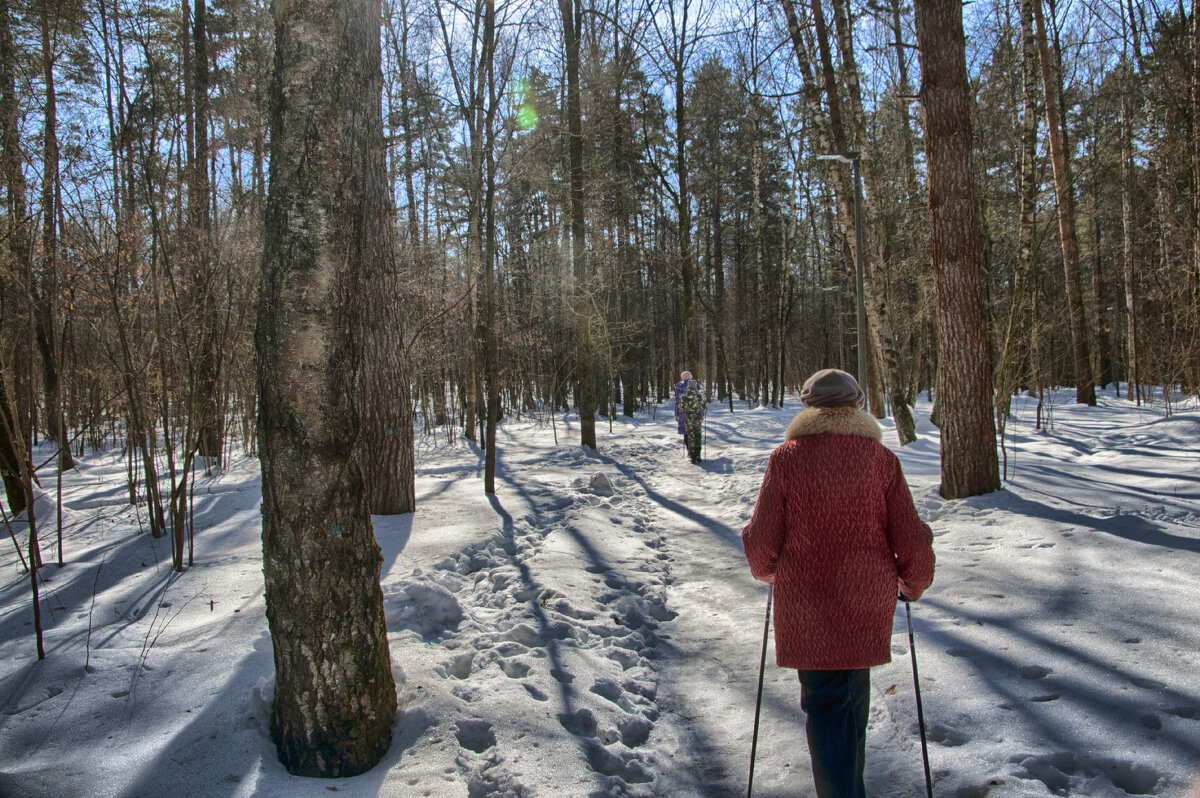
[800,368,865,409]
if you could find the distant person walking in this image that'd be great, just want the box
[673,371,693,438]
[741,368,935,798]
[679,379,707,464]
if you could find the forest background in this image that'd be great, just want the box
[3,0,1200,780]
[3,0,1199,517]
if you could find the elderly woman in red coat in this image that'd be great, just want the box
[742,368,935,798]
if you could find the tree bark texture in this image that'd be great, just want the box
[1,0,28,513]
[1031,0,1096,405]
[360,9,416,514]
[0,374,23,515]
[258,0,397,776]
[188,0,223,461]
[561,0,596,449]
[914,0,1000,499]
[1193,5,1200,385]
[36,4,73,471]
[996,0,1041,424]
[1120,87,1140,401]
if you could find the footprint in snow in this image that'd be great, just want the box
[603,646,641,670]
[583,740,653,784]
[1019,666,1053,680]
[618,714,653,747]
[558,707,598,737]
[498,658,530,679]
[590,678,634,712]
[1014,752,1162,796]
[1131,677,1166,690]
[522,682,548,701]
[455,719,497,754]
[437,652,474,680]
[926,723,969,747]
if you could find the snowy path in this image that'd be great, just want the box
[377,405,943,797]
[1,393,1198,798]
[598,409,934,798]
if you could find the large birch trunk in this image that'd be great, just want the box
[258,0,397,776]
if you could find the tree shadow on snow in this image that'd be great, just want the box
[914,592,1200,776]
[994,487,1200,555]
[594,453,744,553]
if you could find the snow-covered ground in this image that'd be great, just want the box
[1,388,1199,798]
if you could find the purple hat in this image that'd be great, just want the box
[800,369,865,409]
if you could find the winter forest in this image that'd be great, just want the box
[2,0,1200,795]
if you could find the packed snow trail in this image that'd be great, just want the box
[593,405,933,798]
[373,402,937,798]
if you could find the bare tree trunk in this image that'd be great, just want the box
[1,0,29,514]
[482,0,500,493]
[914,0,1000,499]
[1120,83,1140,402]
[830,0,885,417]
[259,0,397,776]
[561,0,595,449]
[752,102,768,407]
[996,0,1042,466]
[188,0,222,462]
[881,0,923,445]
[1192,4,1200,389]
[1032,0,1096,405]
[35,3,73,472]
[0,377,21,515]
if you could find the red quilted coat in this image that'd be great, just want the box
[742,407,935,670]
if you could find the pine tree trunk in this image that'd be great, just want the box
[360,5,418,514]
[258,0,397,776]
[1032,0,1096,405]
[914,0,1000,499]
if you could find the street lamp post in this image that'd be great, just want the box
[817,151,869,412]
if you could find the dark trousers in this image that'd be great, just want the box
[797,668,870,798]
[684,427,702,461]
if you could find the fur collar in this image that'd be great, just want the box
[784,407,882,442]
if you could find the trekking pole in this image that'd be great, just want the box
[903,597,934,798]
[747,585,773,798]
